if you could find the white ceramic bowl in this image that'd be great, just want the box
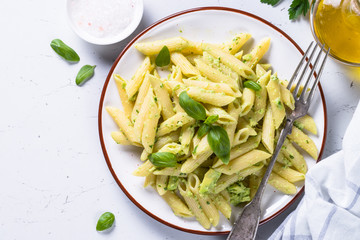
[66,0,143,45]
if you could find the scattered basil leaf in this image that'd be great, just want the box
[244,81,262,91]
[204,115,219,125]
[207,126,230,164]
[197,123,211,138]
[76,65,96,86]
[50,39,80,62]
[148,152,177,167]
[179,91,207,121]
[155,46,170,67]
[96,212,115,231]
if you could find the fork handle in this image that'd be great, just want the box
[227,119,294,240]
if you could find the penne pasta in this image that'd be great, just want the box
[142,92,161,153]
[222,33,252,55]
[186,86,235,107]
[215,150,271,175]
[135,37,189,55]
[156,112,194,137]
[149,74,175,120]
[113,74,134,119]
[243,37,271,69]
[194,58,238,87]
[171,52,200,77]
[161,191,193,217]
[266,74,286,129]
[111,131,132,146]
[106,106,137,144]
[178,180,211,229]
[126,56,153,100]
[202,43,256,80]
[287,127,318,159]
[131,72,151,123]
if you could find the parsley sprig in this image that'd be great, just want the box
[260,0,313,20]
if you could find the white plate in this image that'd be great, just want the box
[98,7,327,234]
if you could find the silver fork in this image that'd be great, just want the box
[226,42,330,240]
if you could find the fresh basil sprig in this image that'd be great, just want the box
[96,212,115,231]
[178,91,230,164]
[244,81,262,91]
[76,65,96,86]
[179,91,207,121]
[207,126,231,164]
[148,152,177,167]
[155,46,170,67]
[50,39,80,62]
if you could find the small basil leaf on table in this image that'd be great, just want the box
[50,39,80,62]
[207,125,230,164]
[204,115,219,125]
[179,91,207,121]
[244,80,262,91]
[76,65,96,86]
[96,212,115,231]
[197,123,211,138]
[148,152,177,167]
[155,46,170,67]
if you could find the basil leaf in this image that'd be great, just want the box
[96,212,115,231]
[207,126,230,164]
[244,81,262,91]
[148,152,177,167]
[76,65,96,86]
[155,46,170,67]
[204,115,219,125]
[179,91,207,121]
[50,39,80,62]
[197,123,211,138]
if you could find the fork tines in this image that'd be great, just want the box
[287,42,330,104]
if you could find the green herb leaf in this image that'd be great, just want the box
[260,0,282,6]
[204,115,219,125]
[288,0,310,20]
[244,81,262,91]
[50,39,80,62]
[148,152,177,167]
[198,123,211,138]
[207,126,230,164]
[96,212,115,231]
[76,65,96,86]
[155,46,170,67]
[179,91,207,121]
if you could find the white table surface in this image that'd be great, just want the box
[1,0,359,239]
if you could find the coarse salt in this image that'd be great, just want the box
[69,0,137,39]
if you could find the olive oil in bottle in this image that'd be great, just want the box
[313,0,360,64]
